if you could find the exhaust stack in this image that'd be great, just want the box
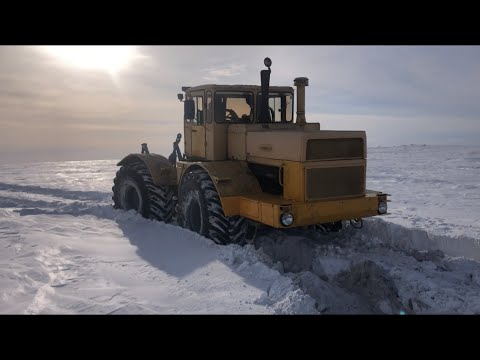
[259,57,272,124]
[294,77,309,125]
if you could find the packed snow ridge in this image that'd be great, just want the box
[0,145,479,314]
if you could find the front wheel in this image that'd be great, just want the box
[178,168,254,245]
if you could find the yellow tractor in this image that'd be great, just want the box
[112,58,389,244]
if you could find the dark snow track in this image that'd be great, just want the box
[253,222,480,314]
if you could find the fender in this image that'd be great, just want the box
[117,154,177,186]
[177,160,262,197]
[176,160,262,216]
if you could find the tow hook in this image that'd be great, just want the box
[350,218,363,229]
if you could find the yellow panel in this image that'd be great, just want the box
[243,129,365,162]
[205,124,214,160]
[233,192,386,228]
[191,125,205,158]
[220,191,386,228]
[222,196,240,216]
[198,161,262,196]
[260,203,275,226]
[227,124,247,161]
[246,131,304,161]
[291,197,378,227]
[240,198,260,220]
[283,161,304,202]
[213,123,228,161]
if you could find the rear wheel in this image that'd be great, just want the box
[178,168,255,245]
[112,161,175,222]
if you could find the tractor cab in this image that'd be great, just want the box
[179,84,296,161]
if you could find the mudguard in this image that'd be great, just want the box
[177,160,262,197]
[117,154,177,186]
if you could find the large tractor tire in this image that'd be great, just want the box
[178,168,255,245]
[112,160,175,222]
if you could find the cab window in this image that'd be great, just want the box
[214,92,254,123]
[192,96,204,125]
[256,92,293,122]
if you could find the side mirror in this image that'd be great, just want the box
[184,99,195,120]
[177,93,184,102]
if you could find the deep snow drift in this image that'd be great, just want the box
[0,145,479,314]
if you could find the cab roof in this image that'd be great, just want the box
[185,84,294,93]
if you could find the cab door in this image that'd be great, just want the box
[190,91,206,159]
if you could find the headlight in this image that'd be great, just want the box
[378,201,387,214]
[280,213,294,226]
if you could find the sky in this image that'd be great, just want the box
[1,45,480,164]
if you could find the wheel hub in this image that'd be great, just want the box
[122,181,143,212]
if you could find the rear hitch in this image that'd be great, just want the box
[168,133,184,165]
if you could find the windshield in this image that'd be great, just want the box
[214,92,254,123]
[256,92,294,122]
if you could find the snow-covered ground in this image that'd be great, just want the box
[368,145,480,259]
[1,145,479,314]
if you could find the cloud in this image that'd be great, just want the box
[202,64,247,81]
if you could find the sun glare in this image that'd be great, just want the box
[42,46,138,74]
